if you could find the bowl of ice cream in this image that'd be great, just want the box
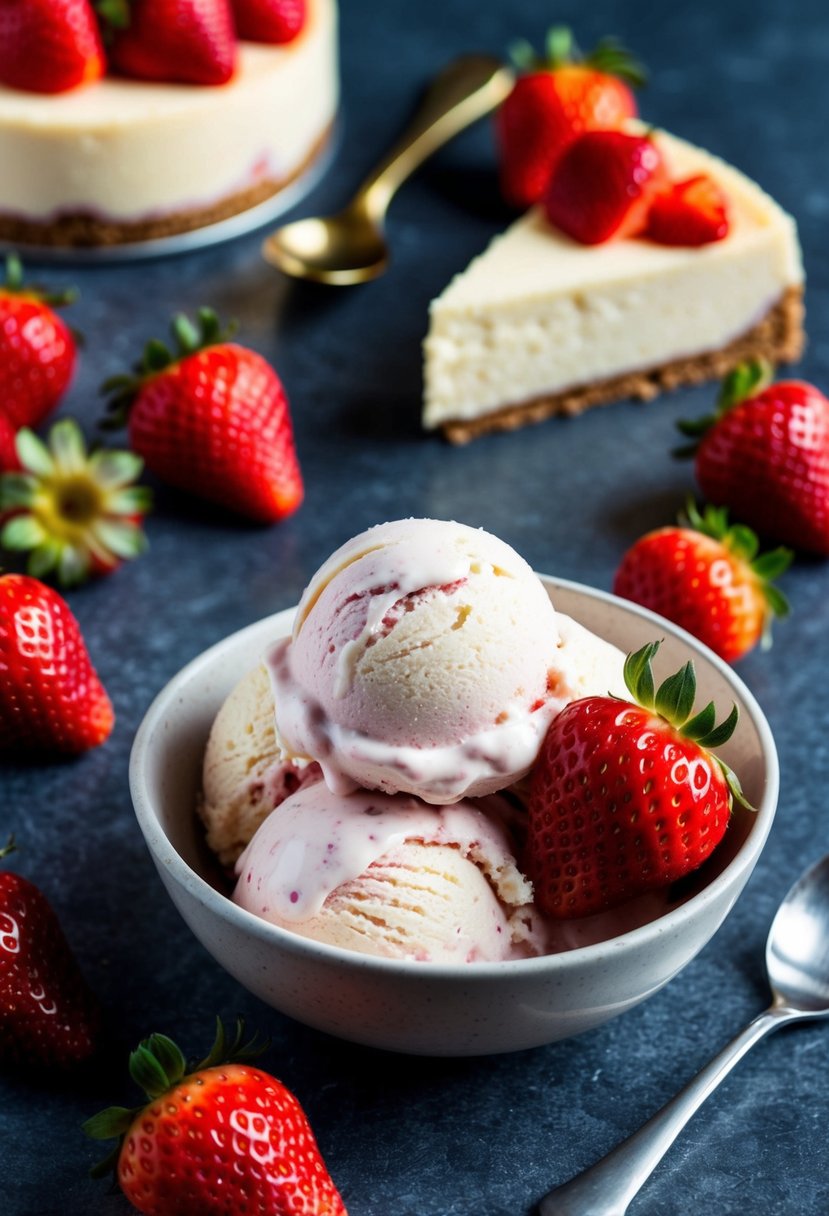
[130,520,778,1056]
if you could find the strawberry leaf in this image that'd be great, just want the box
[654,661,696,726]
[129,1042,175,1099]
[695,702,739,750]
[623,641,660,709]
[717,359,773,413]
[83,1105,136,1141]
[753,547,794,581]
[683,699,717,741]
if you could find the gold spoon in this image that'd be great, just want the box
[262,54,514,285]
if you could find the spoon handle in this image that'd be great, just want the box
[538,1004,795,1216]
[359,55,514,215]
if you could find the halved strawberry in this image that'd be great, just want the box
[646,174,730,246]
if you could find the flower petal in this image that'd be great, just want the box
[2,514,47,550]
[16,429,54,478]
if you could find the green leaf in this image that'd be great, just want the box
[654,661,696,727]
[172,313,200,355]
[546,26,574,66]
[144,1033,187,1086]
[143,338,172,373]
[763,583,790,619]
[727,524,759,563]
[683,700,716,741]
[717,359,772,413]
[82,1105,135,1141]
[695,702,739,749]
[753,547,793,581]
[718,758,755,811]
[507,38,537,71]
[623,641,660,709]
[129,1042,174,1099]
[4,252,23,291]
[675,415,714,439]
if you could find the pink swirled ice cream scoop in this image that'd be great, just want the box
[267,518,615,804]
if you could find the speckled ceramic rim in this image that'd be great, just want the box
[130,575,779,979]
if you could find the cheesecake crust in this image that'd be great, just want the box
[440,286,805,445]
[0,124,333,249]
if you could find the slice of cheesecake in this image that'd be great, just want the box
[423,126,804,443]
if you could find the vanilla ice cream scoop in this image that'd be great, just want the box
[268,518,568,803]
[232,782,544,963]
[199,664,320,866]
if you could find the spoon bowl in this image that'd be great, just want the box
[263,204,388,285]
[767,853,829,1013]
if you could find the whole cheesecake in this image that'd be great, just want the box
[423,125,804,443]
[0,0,338,249]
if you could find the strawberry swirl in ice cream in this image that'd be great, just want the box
[233,782,542,963]
[268,518,578,803]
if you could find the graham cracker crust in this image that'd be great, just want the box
[0,124,333,249]
[440,286,805,445]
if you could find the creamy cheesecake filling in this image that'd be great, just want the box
[424,127,803,430]
[0,0,337,225]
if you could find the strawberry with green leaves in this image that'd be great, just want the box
[102,309,303,523]
[0,419,150,586]
[98,0,237,86]
[677,360,829,556]
[0,573,114,754]
[496,27,645,210]
[0,255,78,431]
[613,501,791,664]
[232,0,307,43]
[527,642,750,919]
[0,0,105,94]
[85,1020,348,1216]
[0,838,101,1070]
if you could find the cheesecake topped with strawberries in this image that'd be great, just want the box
[0,0,338,249]
[423,31,804,442]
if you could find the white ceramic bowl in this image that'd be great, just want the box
[130,577,778,1056]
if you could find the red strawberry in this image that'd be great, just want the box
[0,255,77,431]
[0,419,151,586]
[0,0,104,94]
[677,360,829,555]
[0,574,114,754]
[0,838,101,1069]
[543,129,668,245]
[232,0,306,43]
[85,1020,349,1215]
[100,0,237,86]
[646,174,730,246]
[102,309,303,523]
[496,27,645,210]
[0,408,19,472]
[527,641,750,919]
[612,502,791,664]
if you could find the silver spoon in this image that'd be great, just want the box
[262,54,513,285]
[539,853,829,1216]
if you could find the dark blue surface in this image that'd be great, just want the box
[3,1,829,1213]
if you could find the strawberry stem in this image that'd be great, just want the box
[0,834,17,862]
[508,26,646,85]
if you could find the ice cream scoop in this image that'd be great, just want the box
[269,518,574,803]
[199,664,320,867]
[232,781,544,963]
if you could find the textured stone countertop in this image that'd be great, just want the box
[3,0,829,1213]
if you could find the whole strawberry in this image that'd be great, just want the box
[232,0,306,43]
[99,0,236,86]
[85,1020,349,1215]
[677,361,829,556]
[0,419,151,586]
[0,838,101,1069]
[0,574,114,754]
[496,27,645,210]
[613,501,791,664]
[102,309,303,523]
[0,0,105,94]
[0,255,77,431]
[543,129,667,245]
[527,642,750,919]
